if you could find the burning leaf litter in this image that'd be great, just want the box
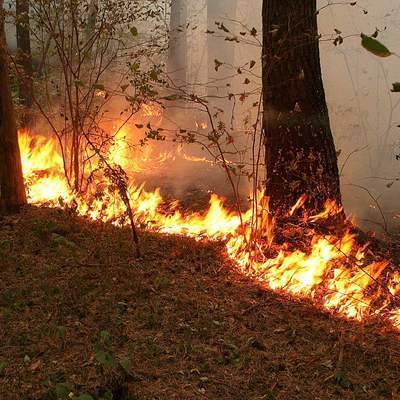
[19,128,400,330]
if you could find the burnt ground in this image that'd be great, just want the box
[1,207,400,400]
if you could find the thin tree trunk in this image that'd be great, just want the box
[16,0,33,110]
[262,0,342,215]
[0,0,27,213]
[168,0,187,86]
[72,125,80,192]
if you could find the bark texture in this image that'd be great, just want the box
[262,0,342,214]
[0,0,27,213]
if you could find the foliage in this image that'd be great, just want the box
[361,33,392,58]
[8,0,168,193]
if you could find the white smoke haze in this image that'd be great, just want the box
[5,0,400,231]
[183,0,400,231]
[319,0,400,232]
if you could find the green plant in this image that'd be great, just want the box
[94,331,131,376]
[55,383,71,399]
[0,361,7,376]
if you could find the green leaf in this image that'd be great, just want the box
[102,390,113,400]
[95,350,114,367]
[99,330,111,345]
[51,233,77,249]
[93,83,105,91]
[75,394,94,400]
[391,82,400,93]
[361,33,392,57]
[150,69,158,81]
[55,383,70,399]
[56,325,66,339]
[119,357,131,373]
[74,80,84,87]
[0,362,7,375]
[130,62,140,72]
[130,27,138,36]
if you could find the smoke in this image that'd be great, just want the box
[183,0,400,231]
[319,0,400,231]
[7,0,400,229]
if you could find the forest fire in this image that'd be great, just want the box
[19,128,400,330]
[3,0,400,396]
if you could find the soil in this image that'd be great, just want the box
[1,206,400,400]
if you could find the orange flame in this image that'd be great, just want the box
[18,128,400,329]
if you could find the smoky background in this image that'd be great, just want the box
[4,0,400,231]
[179,0,400,231]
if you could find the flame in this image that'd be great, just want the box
[142,102,162,118]
[18,128,400,329]
[19,130,72,204]
[308,199,343,222]
[289,194,307,216]
[108,129,128,168]
[195,121,208,130]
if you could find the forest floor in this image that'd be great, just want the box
[1,206,400,400]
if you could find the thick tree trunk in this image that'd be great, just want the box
[168,0,187,86]
[16,0,33,109]
[262,0,342,215]
[207,0,237,97]
[0,0,27,213]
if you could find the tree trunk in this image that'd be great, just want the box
[0,0,27,213]
[16,0,33,110]
[168,0,187,86]
[262,0,342,215]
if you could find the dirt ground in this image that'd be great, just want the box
[1,206,400,400]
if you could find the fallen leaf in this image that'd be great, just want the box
[30,360,41,371]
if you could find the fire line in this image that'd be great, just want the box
[19,129,400,331]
